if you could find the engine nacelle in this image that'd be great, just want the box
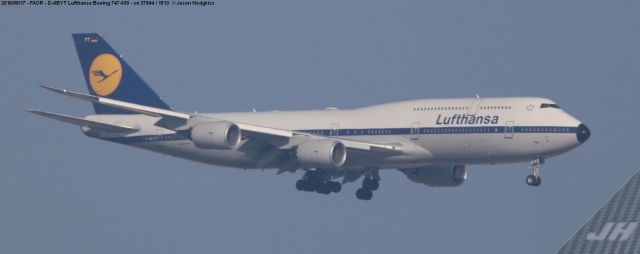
[296,140,347,168]
[400,165,467,187]
[191,121,241,150]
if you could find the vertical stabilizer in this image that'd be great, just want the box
[557,170,640,254]
[72,33,171,114]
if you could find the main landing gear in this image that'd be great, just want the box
[526,158,544,187]
[356,173,380,201]
[295,169,381,200]
[295,171,341,195]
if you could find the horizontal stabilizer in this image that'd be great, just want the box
[25,109,138,133]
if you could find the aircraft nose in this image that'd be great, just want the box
[576,123,591,143]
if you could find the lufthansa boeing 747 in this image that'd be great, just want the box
[27,34,591,200]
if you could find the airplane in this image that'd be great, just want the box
[556,169,640,254]
[26,33,591,200]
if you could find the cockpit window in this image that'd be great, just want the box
[540,103,560,109]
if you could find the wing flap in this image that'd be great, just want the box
[25,109,138,133]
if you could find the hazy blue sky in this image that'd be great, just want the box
[1,1,639,253]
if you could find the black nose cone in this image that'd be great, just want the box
[577,123,590,143]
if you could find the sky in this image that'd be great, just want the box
[1,1,639,253]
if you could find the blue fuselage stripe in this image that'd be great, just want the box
[104,126,578,144]
[300,126,577,136]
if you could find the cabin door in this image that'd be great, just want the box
[410,122,420,140]
[504,121,515,139]
[155,128,165,148]
[330,124,340,136]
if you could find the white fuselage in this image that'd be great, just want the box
[86,97,587,171]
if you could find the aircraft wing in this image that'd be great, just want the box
[234,122,402,153]
[40,85,403,154]
[25,109,138,133]
[40,85,190,121]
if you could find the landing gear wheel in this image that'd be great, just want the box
[526,175,541,187]
[296,179,315,192]
[363,178,379,191]
[356,188,373,200]
[315,182,332,195]
[329,181,342,193]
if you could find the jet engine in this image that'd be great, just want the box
[400,165,467,187]
[191,121,241,150]
[296,140,347,168]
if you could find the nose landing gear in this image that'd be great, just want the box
[526,175,541,186]
[526,158,544,187]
